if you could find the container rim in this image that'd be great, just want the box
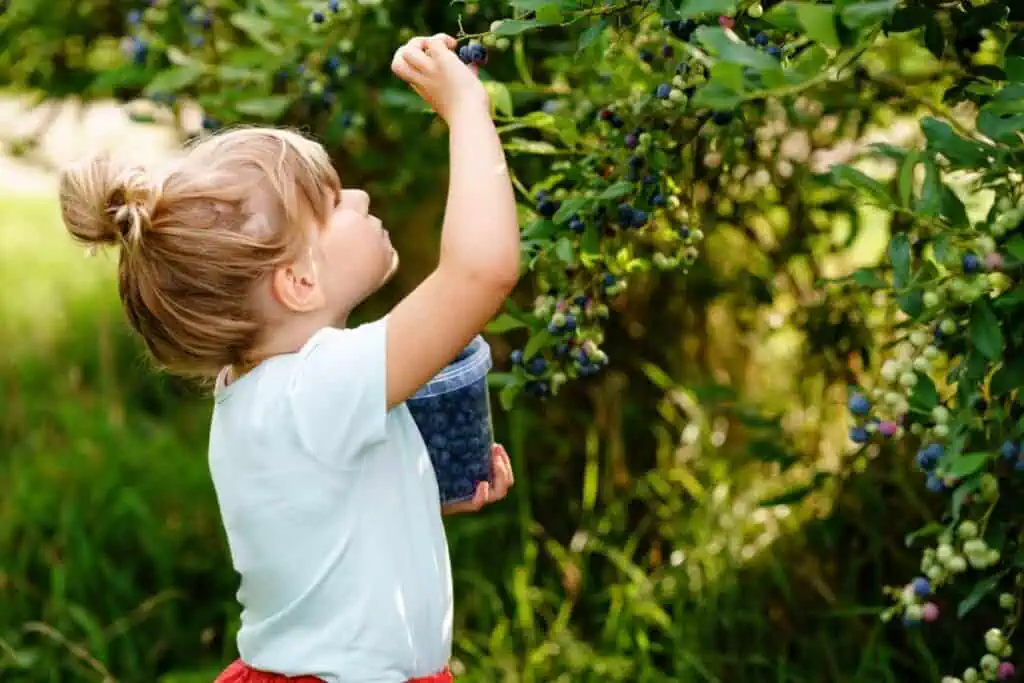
[410,335,493,399]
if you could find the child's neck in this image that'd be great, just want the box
[227,311,349,384]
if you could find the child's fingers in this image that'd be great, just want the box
[401,46,435,75]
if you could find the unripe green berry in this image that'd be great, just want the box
[899,371,918,388]
[999,593,1016,610]
[958,521,978,539]
[964,667,980,683]
[940,319,957,335]
[923,291,941,308]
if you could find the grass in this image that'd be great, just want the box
[0,191,961,682]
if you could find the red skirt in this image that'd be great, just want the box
[215,659,454,683]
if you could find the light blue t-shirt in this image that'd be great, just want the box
[208,319,453,682]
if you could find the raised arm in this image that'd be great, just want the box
[384,35,520,410]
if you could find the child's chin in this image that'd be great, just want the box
[383,250,400,280]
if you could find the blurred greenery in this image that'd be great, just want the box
[4,0,1024,680]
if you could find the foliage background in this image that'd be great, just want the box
[2,0,1022,681]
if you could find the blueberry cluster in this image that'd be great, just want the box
[407,343,494,504]
[457,41,488,66]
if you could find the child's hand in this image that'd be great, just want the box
[390,33,490,124]
[442,444,515,515]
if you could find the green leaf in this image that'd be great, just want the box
[678,0,738,19]
[554,236,576,265]
[553,197,588,224]
[908,372,939,412]
[941,185,969,229]
[905,522,945,547]
[852,268,887,288]
[499,382,522,411]
[229,12,283,55]
[968,299,1005,360]
[581,224,600,255]
[493,18,552,36]
[578,17,609,51]
[143,65,204,95]
[829,164,894,207]
[695,26,782,71]
[888,233,911,288]
[234,95,291,119]
[486,313,530,333]
[897,289,924,318]
[946,452,991,479]
[920,117,989,166]
[484,81,514,118]
[692,81,744,109]
[840,0,897,29]
[534,3,563,23]
[763,2,803,32]
[1008,57,1024,82]
[599,182,633,201]
[795,3,840,48]
[503,138,561,155]
[958,571,1008,618]
[977,108,1024,145]
[990,358,1024,396]
[915,158,942,217]
[897,150,919,208]
[1006,236,1024,262]
[523,329,554,359]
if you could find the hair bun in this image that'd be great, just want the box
[58,154,161,250]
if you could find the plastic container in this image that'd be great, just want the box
[407,335,495,504]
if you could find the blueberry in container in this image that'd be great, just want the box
[407,335,495,504]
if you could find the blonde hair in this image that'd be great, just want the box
[58,127,341,379]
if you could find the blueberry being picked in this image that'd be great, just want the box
[458,41,488,66]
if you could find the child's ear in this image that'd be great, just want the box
[271,250,325,313]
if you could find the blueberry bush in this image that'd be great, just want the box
[5,0,1024,680]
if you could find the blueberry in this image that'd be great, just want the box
[467,42,488,65]
[457,45,473,64]
[847,392,870,416]
[676,61,688,75]
[849,426,869,444]
[915,450,935,471]
[656,83,672,99]
[328,0,339,10]
[630,209,648,228]
[625,134,639,148]
[639,49,654,63]
[712,111,733,125]
[963,252,981,273]
[610,115,624,129]
[617,203,635,225]
[526,379,550,397]
[1000,440,1019,461]
[569,217,586,234]
[127,9,142,23]
[661,44,674,58]
[603,273,617,288]
[926,474,945,492]
[537,198,559,218]
[528,357,547,375]
[755,32,769,47]
[643,174,658,186]
[652,194,666,207]
[629,155,645,169]
[766,46,782,59]
[311,10,325,23]
[564,314,577,332]
[911,576,932,597]
[555,343,570,358]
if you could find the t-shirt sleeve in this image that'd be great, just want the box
[289,318,389,467]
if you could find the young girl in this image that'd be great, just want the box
[58,34,519,683]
